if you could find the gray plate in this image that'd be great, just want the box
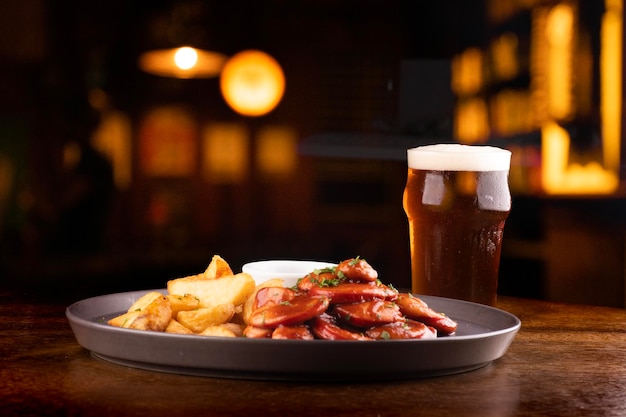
[66,289,520,381]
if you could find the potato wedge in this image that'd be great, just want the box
[220,322,244,337]
[165,319,194,335]
[109,294,172,332]
[167,272,255,308]
[176,303,236,333]
[204,254,233,279]
[166,293,200,318]
[165,255,234,285]
[108,310,141,328]
[242,278,285,325]
[127,291,164,314]
[199,323,241,337]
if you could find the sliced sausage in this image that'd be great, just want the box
[243,325,273,338]
[309,314,372,341]
[308,282,398,304]
[334,300,402,328]
[336,257,378,282]
[366,320,437,340]
[248,295,330,329]
[395,293,458,335]
[254,286,297,310]
[272,325,315,340]
[297,270,341,292]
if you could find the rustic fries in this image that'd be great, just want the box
[108,255,259,337]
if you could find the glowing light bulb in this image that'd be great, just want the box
[174,47,198,70]
[220,50,285,116]
[139,47,226,78]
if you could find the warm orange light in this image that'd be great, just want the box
[541,121,618,194]
[91,111,133,190]
[601,0,623,172]
[545,4,574,120]
[537,0,622,195]
[491,32,519,81]
[255,126,297,179]
[138,46,227,79]
[138,107,197,177]
[454,98,490,143]
[202,123,249,184]
[451,47,483,95]
[490,89,534,136]
[220,50,286,117]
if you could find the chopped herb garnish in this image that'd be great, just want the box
[381,331,391,340]
[318,277,342,287]
[314,266,336,274]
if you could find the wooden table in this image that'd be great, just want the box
[2,289,626,417]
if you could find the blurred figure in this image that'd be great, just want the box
[44,101,115,257]
[48,136,114,256]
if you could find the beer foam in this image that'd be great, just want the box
[407,144,511,171]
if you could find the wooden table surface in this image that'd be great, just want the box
[2,288,626,417]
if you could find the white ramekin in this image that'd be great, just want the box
[242,260,336,287]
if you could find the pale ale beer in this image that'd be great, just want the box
[403,144,511,305]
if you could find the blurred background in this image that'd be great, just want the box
[1,0,625,307]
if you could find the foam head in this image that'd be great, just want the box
[407,144,511,171]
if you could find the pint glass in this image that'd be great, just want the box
[403,144,511,305]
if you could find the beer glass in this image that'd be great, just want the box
[403,144,511,305]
